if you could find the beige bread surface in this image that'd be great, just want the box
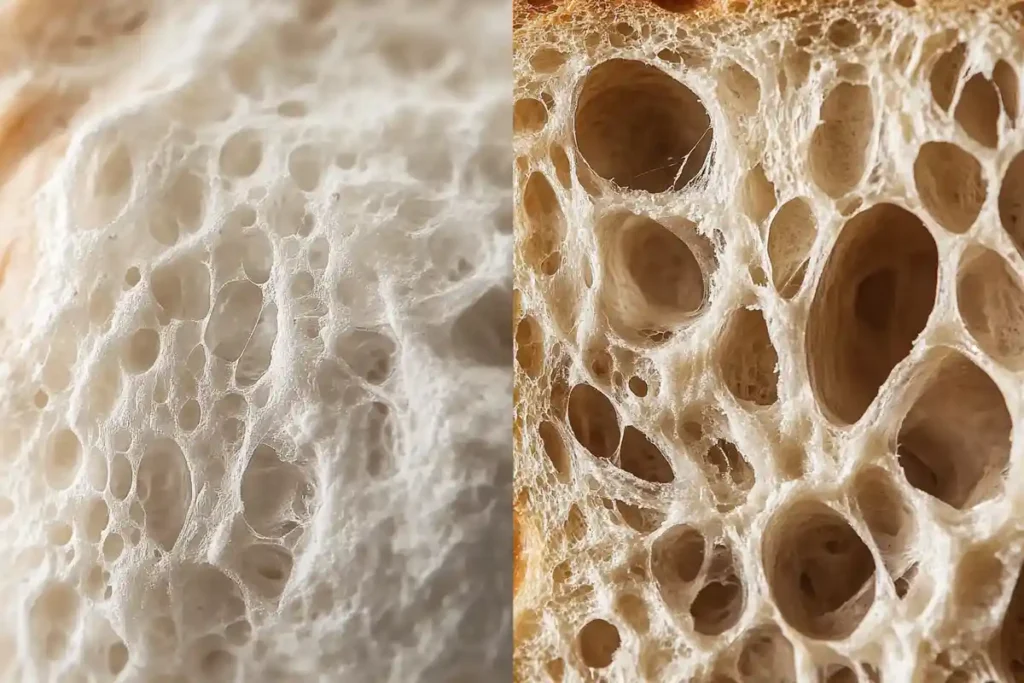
[0,0,513,681]
[513,1,1024,681]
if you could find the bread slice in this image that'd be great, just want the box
[513,1,1024,681]
[0,0,512,680]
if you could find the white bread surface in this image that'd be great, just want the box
[0,0,512,681]
[513,1,1024,682]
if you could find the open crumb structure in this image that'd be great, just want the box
[513,1,1024,681]
[0,0,512,680]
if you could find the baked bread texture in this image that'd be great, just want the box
[0,0,512,680]
[513,1,1024,681]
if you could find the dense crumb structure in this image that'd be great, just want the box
[0,0,511,680]
[513,1,1024,681]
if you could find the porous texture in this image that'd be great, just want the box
[0,0,511,681]
[513,1,1024,681]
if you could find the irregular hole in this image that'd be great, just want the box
[931,43,967,112]
[809,83,874,197]
[137,438,192,551]
[999,561,1024,679]
[219,130,263,177]
[652,525,705,611]
[768,197,816,298]
[124,328,160,373]
[742,164,777,225]
[29,582,79,661]
[45,429,81,490]
[827,18,860,47]
[235,304,277,387]
[953,548,1004,621]
[550,144,572,189]
[450,285,512,367]
[575,59,712,193]
[807,204,937,424]
[701,438,755,509]
[151,255,212,320]
[241,444,313,537]
[46,522,71,545]
[180,565,246,631]
[957,248,1024,368]
[956,74,1001,148]
[108,641,129,674]
[718,307,779,406]
[515,315,544,378]
[205,281,264,362]
[567,384,620,460]
[616,594,649,635]
[717,62,761,116]
[539,421,570,480]
[522,172,566,275]
[999,151,1024,252]
[691,543,744,636]
[619,426,674,484]
[897,350,1011,509]
[914,142,986,234]
[763,500,876,640]
[737,625,796,679]
[334,328,396,384]
[238,544,293,599]
[854,466,915,591]
[616,501,665,534]
[578,619,620,669]
[84,498,111,543]
[513,98,548,134]
[995,60,1019,123]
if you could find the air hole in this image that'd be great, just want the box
[615,594,649,635]
[701,438,755,509]
[138,439,191,551]
[914,142,986,234]
[522,172,566,275]
[619,426,674,484]
[931,43,967,112]
[514,98,548,134]
[108,641,129,674]
[957,248,1024,368]
[287,144,324,192]
[515,315,544,378]
[538,421,570,480]
[205,281,264,362]
[737,625,796,679]
[45,429,81,490]
[103,533,124,561]
[241,444,313,537]
[47,522,72,545]
[827,18,860,47]
[83,498,110,542]
[999,561,1024,678]
[235,304,278,387]
[999,151,1024,253]
[125,328,160,373]
[854,466,916,593]
[575,59,712,193]
[616,501,664,534]
[628,376,648,397]
[690,546,744,635]
[34,389,49,409]
[809,83,874,197]
[717,62,761,116]
[718,307,779,406]
[151,255,212,320]
[124,267,141,287]
[897,350,1010,509]
[764,501,876,640]
[219,130,263,177]
[954,547,1004,621]
[807,204,937,424]
[956,74,1001,148]
[567,384,620,460]
[742,164,777,225]
[450,285,512,367]
[768,197,816,298]
[29,582,79,661]
[550,144,572,189]
[652,525,705,611]
[239,544,293,599]
[578,619,620,669]
[995,60,1020,123]
[334,328,396,384]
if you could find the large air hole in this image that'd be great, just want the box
[219,129,263,177]
[235,304,278,387]
[956,73,1001,148]
[690,543,744,636]
[45,429,81,490]
[513,97,548,134]
[896,350,1011,509]
[137,438,192,551]
[767,197,816,298]
[763,500,876,640]
[957,247,1024,368]
[538,421,570,480]
[578,618,620,669]
[515,315,544,378]
[567,384,620,460]
[999,562,1024,680]
[914,142,985,234]
[742,164,777,225]
[853,467,917,595]
[651,525,705,613]
[995,60,1020,123]
[575,59,712,193]
[999,151,1024,253]
[241,444,313,537]
[522,172,565,275]
[930,43,967,112]
[618,426,674,484]
[151,255,211,320]
[598,213,709,340]
[809,83,874,197]
[807,204,938,424]
[700,438,755,511]
[205,281,264,362]
[718,307,779,407]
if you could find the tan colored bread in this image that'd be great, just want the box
[513,1,1024,681]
